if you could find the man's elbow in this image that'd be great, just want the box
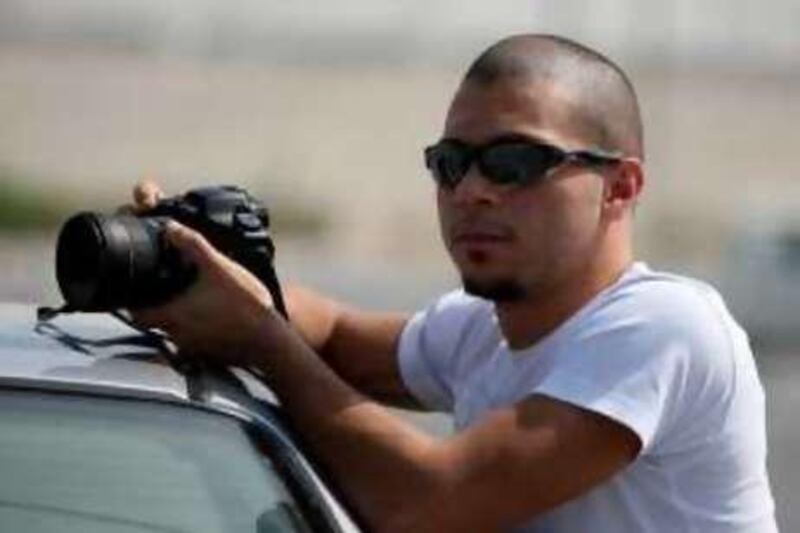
[353,450,460,533]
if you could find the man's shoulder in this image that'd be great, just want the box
[430,289,491,311]
[564,262,749,374]
[402,289,496,353]
[611,262,722,303]
[598,263,735,336]
[413,289,494,325]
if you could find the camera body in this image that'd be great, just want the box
[56,186,285,313]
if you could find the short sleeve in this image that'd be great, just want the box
[397,290,488,412]
[532,280,736,453]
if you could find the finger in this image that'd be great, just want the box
[133,178,164,210]
[164,221,220,269]
[130,307,172,332]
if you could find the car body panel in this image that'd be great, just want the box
[0,303,188,400]
[0,302,361,533]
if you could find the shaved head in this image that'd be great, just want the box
[462,34,644,159]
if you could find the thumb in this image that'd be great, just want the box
[164,221,220,269]
[133,178,164,210]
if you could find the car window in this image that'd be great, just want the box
[0,389,311,533]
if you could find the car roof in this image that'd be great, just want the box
[0,302,191,399]
[0,302,276,405]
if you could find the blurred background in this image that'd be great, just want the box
[0,0,798,528]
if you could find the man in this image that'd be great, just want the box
[134,34,777,532]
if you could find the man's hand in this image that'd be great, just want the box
[126,179,278,364]
[134,220,281,367]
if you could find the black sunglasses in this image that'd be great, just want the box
[424,138,624,189]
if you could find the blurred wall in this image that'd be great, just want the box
[0,0,798,283]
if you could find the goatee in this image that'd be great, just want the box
[462,277,526,302]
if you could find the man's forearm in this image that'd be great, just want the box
[252,312,445,531]
[284,285,342,352]
[284,284,413,405]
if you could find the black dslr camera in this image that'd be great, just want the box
[55,186,286,315]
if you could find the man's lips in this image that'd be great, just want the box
[453,232,512,243]
[451,225,515,244]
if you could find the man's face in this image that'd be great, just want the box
[437,79,608,302]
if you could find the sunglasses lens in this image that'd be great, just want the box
[425,142,471,188]
[482,142,562,186]
[425,140,566,189]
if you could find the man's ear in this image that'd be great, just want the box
[602,159,644,218]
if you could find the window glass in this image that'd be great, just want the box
[0,390,311,533]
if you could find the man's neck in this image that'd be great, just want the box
[495,258,632,351]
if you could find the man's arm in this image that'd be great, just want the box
[137,222,642,532]
[284,285,417,407]
[260,319,641,532]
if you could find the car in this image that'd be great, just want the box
[0,302,362,533]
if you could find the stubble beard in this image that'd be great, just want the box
[455,248,529,302]
[461,275,527,302]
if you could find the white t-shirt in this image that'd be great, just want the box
[398,263,777,532]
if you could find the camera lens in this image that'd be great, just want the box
[56,213,106,308]
[56,213,164,310]
[53,186,279,314]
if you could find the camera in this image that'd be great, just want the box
[55,185,286,314]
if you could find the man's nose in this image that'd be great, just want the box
[449,164,501,206]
